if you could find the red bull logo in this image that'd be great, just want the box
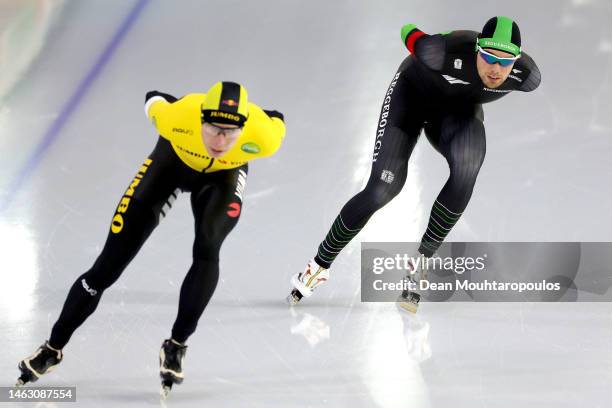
[221,99,238,107]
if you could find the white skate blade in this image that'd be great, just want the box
[15,378,25,387]
[160,381,172,399]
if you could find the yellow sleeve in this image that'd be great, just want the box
[246,103,286,158]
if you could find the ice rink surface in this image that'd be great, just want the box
[1,0,611,406]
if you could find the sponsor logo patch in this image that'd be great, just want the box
[81,279,98,296]
[234,169,247,200]
[442,74,470,85]
[111,159,152,234]
[241,142,261,154]
[210,111,240,121]
[381,170,395,184]
[172,127,193,135]
[227,202,241,218]
[222,99,238,107]
[483,87,512,93]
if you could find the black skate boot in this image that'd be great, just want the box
[159,338,187,399]
[16,341,63,386]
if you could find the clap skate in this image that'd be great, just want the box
[16,341,63,386]
[159,338,187,399]
[397,256,429,313]
[286,259,329,305]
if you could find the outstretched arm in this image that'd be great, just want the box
[400,24,428,54]
[400,23,446,71]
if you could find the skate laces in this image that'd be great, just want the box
[300,261,328,289]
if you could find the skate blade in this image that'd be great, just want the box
[160,379,173,399]
[286,289,303,306]
[286,293,299,306]
[17,362,37,386]
[397,300,419,314]
[160,385,171,399]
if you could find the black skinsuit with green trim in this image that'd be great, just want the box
[315,29,541,266]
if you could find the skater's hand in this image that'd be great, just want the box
[400,23,418,44]
[263,109,284,122]
[145,90,178,103]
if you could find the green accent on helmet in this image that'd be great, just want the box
[400,23,418,43]
[477,16,521,56]
[439,30,452,35]
[493,16,514,43]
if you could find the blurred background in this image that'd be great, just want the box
[1,0,611,406]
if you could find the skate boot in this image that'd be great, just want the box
[159,338,187,399]
[16,341,63,386]
[397,256,429,313]
[287,259,329,305]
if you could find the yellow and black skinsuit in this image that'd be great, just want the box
[48,90,285,348]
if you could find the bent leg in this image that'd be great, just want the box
[419,112,486,256]
[314,126,418,268]
[49,138,181,349]
[170,166,247,343]
[313,61,427,269]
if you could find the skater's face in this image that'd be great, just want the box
[201,122,243,158]
[476,48,517,88]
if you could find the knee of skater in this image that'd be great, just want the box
[363,181,402,210]
[77,274,107,296]
[453,160,483,181]
[187,256,220,284]
[80,263,125,293]
[192,245,220,264]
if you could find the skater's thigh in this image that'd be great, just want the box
[109,137,184,233]
[370,68,426,184]
[424,104,484,155]
[129,137,186,212]
[190,165,248,259]
[87,138,185,285]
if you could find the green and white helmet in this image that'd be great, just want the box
[477,16,522,57]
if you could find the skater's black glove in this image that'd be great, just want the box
[145,90,178,104]
[263,109,284,122]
